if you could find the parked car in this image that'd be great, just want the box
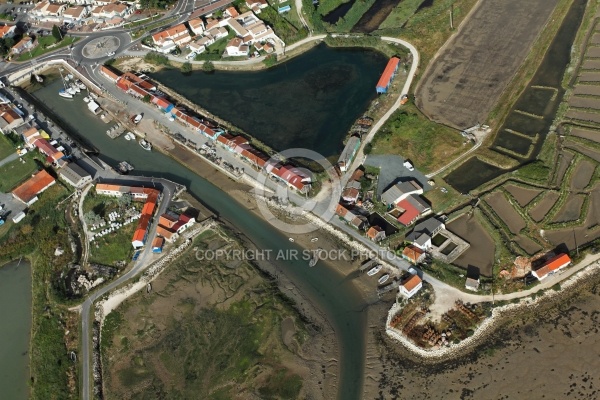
[186,52,196,60]
[107,51,115,56]
[403,160,414,171]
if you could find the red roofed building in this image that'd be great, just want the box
[132,189,159,248]
[396,198,420,226]
[399,274,422,298]
[33,138,64,163]
[402,245,425,264]
[532,253,571,280]
[152,23,192,53]
[376,57,400,94]
[12,169,56,205]
[156,211,196,242]
[152,236,165,253]
[367,225,385,242]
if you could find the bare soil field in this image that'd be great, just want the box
[529,191,560,222]
[545,225,600,249]
[585,46,600,57]
[415,0,560,129]
[554,150,575,184]
[571,159,596,190]
[515,234,543,255]
[586,185,600,228]
[570,126,600,143]
[485,191,526,234]
[578,71,600,82]
[566,109,600,124]
[565,140,600,162]
[373,281,600,399]
[552,194,585,223]
[569,95,600,109]
[591,32,600,44]
[581,59,600,69]
[446,214,495,276]
[573,84,600,96]
[504,184,542,207]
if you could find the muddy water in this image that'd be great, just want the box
[445,0,587,192]
[0,260,32,400]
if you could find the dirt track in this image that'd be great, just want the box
[415,0,559,129]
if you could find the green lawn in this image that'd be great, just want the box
[194,29,235,61]
[16,36,79,61]
[89,222,136,266]
[0,152,41,192]
[379,0,427,30]
[0,133,16,160]
[369,103,469,174]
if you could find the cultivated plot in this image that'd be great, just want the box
[485,192,526,234]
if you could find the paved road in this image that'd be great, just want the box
[0,151,18,167]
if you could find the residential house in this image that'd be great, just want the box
[0,24,16,39]
[207,26,228,40]
[31,2,67,22]
[245,0,269,13]
[152,236,164,253]
[402,245,425,264]
[152,24,192,53]
[367,225,386,242]
[335,204,367,230]
[341,186,360,203]
[91,3,132,25]
[11,36,35,55]
[225,37,248,56]
[399,274,422,298]
[465,265,480,291]
[63,6,89,23]
[156,211,196,242]
[33,138,65,164]
[405,217,445,251]
[337,136,360,172]
[532,253,571,281]
[226,10,284,47]
[187,18,205,36]
[12,169,56,206]
[396,194,431,226]
[99,65,121,82]
[22,127,41,147]
[0,104,24,130]
[189,35,214,54]
[58,163,92,188]
[224,6,239,18]
[381,180,423,206]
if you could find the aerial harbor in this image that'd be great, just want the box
[0,0,599,399]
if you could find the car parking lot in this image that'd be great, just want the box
[0,191,26,222]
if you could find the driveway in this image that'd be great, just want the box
[365,154,432,197]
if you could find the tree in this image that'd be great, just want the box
[84,211,100,225]
[142,94,151,103]
[52,25,63,42]
[181,61,192,74]
[117,193,132,209]
[202,60,215,73]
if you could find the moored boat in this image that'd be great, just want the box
[76,80,86,90]
[367,265,382,276]
[83,96,90,103]
[124,132,135,141]
[58,89,73,99]
[67,86,76,95]
[71,83,81,93]
[139,139,152,151]
[117,161,134,174]
[378,274,390,285]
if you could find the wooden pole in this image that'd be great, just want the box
[450,5,454,29]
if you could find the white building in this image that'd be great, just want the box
[399,274,422,298]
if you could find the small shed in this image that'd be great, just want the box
[152,236,164,253]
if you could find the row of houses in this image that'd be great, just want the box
[151,4,282,56]
[100,65,311,192]
[29,1,132,26]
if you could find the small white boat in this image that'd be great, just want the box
[139,139,152,151]
[90,92,98,99]
[71,83,81,93]
[124,132,135,141]
[309,255,318,267]
[67,86,76,95]
[58,89,73,99]
[34,74,43,83]
[76,80,86,90]
[311,237,318,242]
[289,238,294,242]
[83,96,90,103]
[367,265,382,276]
[378,274,390,285]
[67,73,74,80]
[133,114,143,124]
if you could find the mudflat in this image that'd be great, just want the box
[415,0,559,129]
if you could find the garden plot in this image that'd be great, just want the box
[485,192,526,234]
[514,235,543,255]
[573,84,600,96]
[528,191,560,222]
[504,184,542,207]
[565,141,600,162]
[581,59,600,70]
[585,46,600,57]
[554,150,575,184]
[446,214,495,276]
[569,96,600,110]
[570,127,600,143]
[566,109,600,124]
[584,185,600,228]
[551,194,585,223]
[415,0,560,128]
[578,71,600,82]
[570,159,596,190]
[591,33,600,44]
[544,226,600,251]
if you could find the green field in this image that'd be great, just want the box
[0,133,15,159]
[379,0,427,30]
[369,103,469,174]
[88,223,136,266]
[16,36,79,62]
[0,152,42,192]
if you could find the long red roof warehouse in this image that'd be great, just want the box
[376,57,400,90]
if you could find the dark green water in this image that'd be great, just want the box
[32,78,367,400]
[0,260,32,400]
[150,43,387,157]
[445,0,587,193]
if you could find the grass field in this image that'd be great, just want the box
[88,223,136,266]
[0,152,41,192]
[0,133,15,159]
[16,36,79,62]
[368,103,470,173]
[378,0,427,30]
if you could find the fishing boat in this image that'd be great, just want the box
[139,139,152,151]
[76,80,86,90]
[83,96,90,103]
[309,254,318,267]
[117,161,134,174]
[71,83,81,93]
[133,114,143,124]
[367,265,382,276]
[288,237,294,242]
[67,86,76,95]
[34,74,43,83]
[311,237,318,242]
[67,73,74,80]
[58,89,73,99]
[124,132,135,141]
[378,274,390,285]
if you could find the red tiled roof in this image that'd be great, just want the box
[156,225,175,239]
[152,236,164,248]
[335,203,348,217]
[402,274,422,291]
[100,65,121,80]
[534,253,571,279]
[158,214,178,228]
[12,169,55,203]
[402,245,424,263]
[376,57,400,90]
[396,198,420,226]
[366,226,383,239]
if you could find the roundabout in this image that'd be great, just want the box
[81,36,121,60]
